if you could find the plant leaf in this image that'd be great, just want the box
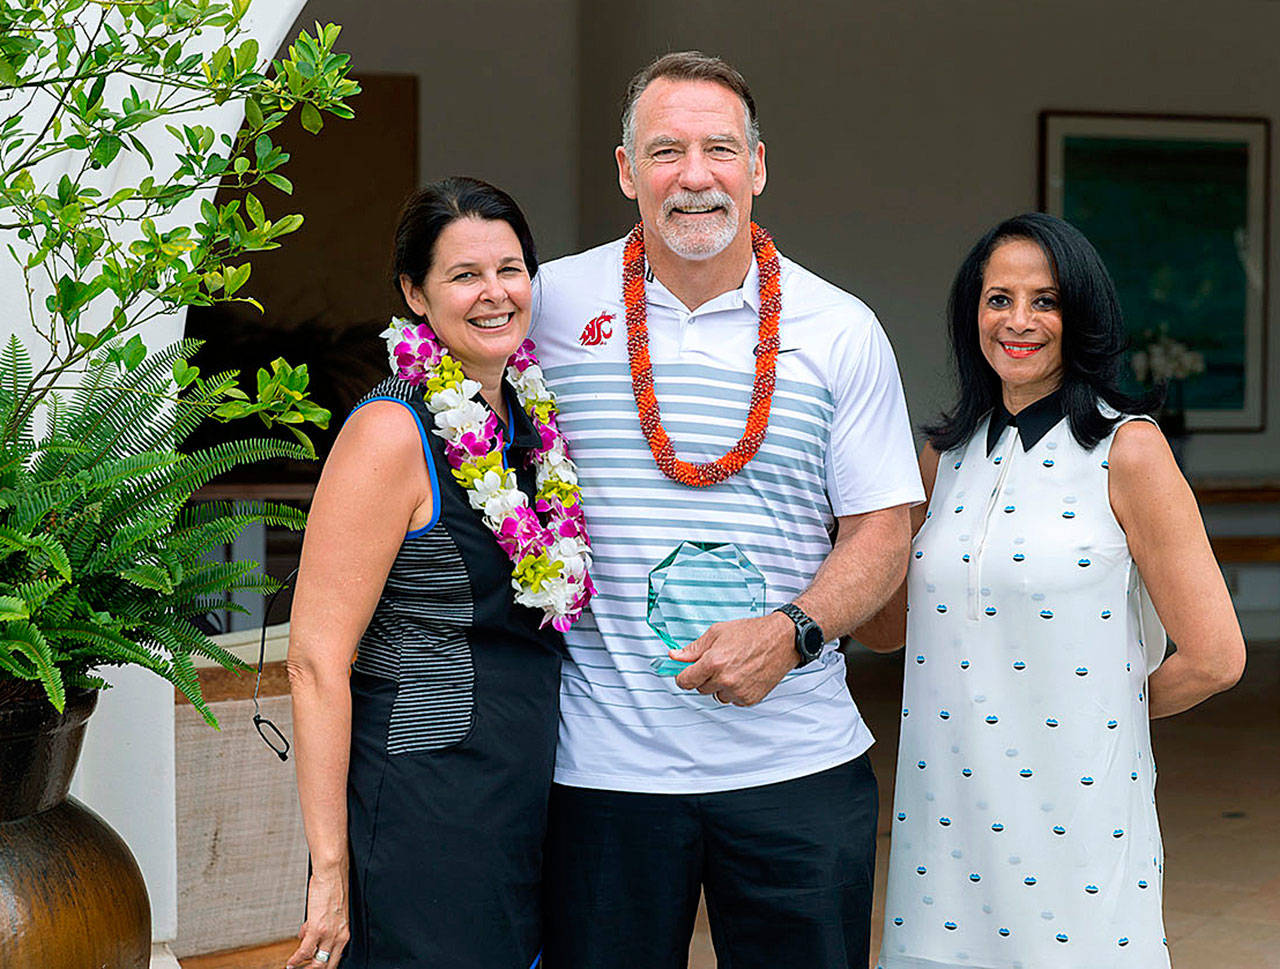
[120,563,174,593]
[0,596,30,622]
[300,102,322,134]
[2,621,64,711]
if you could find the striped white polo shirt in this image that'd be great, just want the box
[531,236,923,793]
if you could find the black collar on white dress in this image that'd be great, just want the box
[985,388,1066,456]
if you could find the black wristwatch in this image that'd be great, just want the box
[774,603,825,667]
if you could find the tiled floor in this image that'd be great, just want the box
[184,642,1279,969]
[1146,641,1280,969]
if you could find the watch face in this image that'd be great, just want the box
[801,623,825,656]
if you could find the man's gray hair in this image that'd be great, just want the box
[620,51,761,165]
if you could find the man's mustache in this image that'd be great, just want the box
[661,190,734,218]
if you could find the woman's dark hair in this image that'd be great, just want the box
[391,176,538,317]
[922,212,1159,453]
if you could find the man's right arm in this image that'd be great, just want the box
[853,443,940,652]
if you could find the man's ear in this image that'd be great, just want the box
[616,145,638,200]
[399,274,428,319]
[752,140,767,197]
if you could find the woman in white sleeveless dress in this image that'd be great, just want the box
[860,213,1245,969]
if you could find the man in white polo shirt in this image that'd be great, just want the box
[531,51,923,968]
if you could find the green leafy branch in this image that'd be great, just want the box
[0,0,359,443]
[0,0,357,719]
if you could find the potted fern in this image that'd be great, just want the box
[0,3,358,965]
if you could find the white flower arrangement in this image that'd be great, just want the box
[1131,328,1206,385]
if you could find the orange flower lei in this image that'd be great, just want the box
[623,221,781,487]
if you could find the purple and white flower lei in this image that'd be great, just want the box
[379,318,593,631]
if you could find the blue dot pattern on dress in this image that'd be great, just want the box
[878,412,1169,969]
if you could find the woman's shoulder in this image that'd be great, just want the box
[338,376,430,459]
[1090,398,1163,458]
[1107,417,1171,470]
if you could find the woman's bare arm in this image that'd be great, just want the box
[284,402,430,969]
[1108,420,1246,718]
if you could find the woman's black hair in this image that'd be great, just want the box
[391,176,538,318]
[922,212,1160,453]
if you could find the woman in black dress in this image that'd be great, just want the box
[286,178,590,969]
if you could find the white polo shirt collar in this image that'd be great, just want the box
[642,252,762,317]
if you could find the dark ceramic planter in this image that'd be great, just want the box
[0,686,151,969]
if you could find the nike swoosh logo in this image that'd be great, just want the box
[754,345,801,356]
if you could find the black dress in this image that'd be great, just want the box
[340,375,564,969]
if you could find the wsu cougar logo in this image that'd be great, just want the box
[579,311,614,347]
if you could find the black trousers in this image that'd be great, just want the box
[542,754,879,969]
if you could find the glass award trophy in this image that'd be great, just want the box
[646,541,766,676]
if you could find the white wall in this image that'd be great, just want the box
[294,0,580,259]
[578,0,1280,477]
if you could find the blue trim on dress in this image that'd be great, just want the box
[528,950,542,969]
[501,401,514,469]
[347,395,441,537]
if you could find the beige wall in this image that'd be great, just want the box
[290,0,1280,476]
[296,0,580,259]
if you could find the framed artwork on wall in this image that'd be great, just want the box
[1039,111,1270,432]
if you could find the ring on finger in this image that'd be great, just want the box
[713,692,728,705]
[315,950,331,965]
